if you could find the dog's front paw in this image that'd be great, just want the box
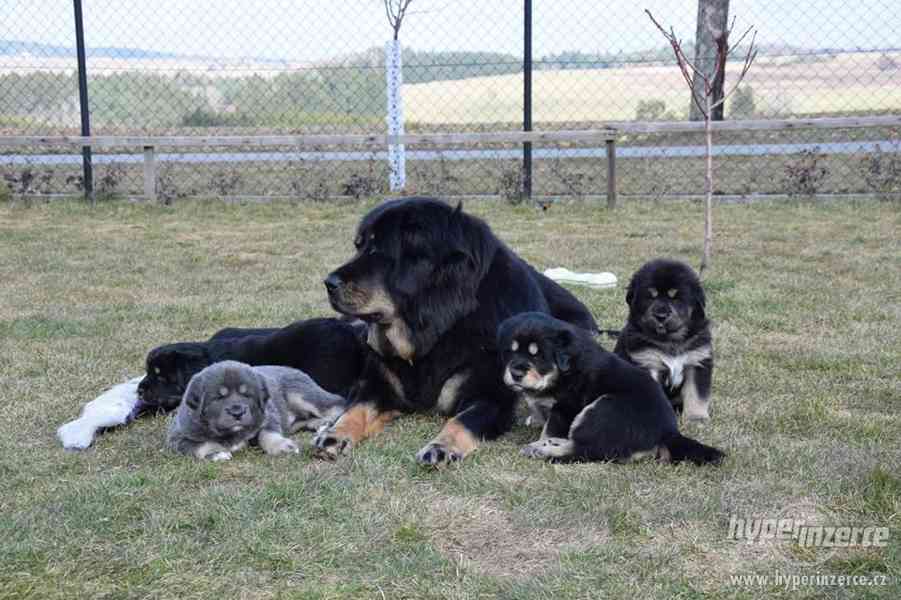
[311,424,352,460]
[520,437,573,460]
[266,437,300,456]
[683,406,710,423]
[207,451,233,462]
[416,442,462,467]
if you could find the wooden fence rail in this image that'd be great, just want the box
[1,115,899,204]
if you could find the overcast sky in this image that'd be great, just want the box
[3,0,899,62]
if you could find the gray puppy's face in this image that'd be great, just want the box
[184,361,269,437]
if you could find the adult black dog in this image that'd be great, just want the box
[498,312,724,464]
[312,197,598,466]
[613,258,713,421]
[135,317,367,419]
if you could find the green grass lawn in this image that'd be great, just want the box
[1,197,899,599]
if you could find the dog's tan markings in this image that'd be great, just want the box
[313,403,400,460]
[511,340,519,351]
[332,403,399,443]
[667,288,678,299]
[238,384,247,395]
[218,386,228,397]
[680,368,710,422]
[649,287,659,298]
[416,418,479,466]
[437,370,470,415]
[528,342,539,356]
[385,318,415,363]
[367,316,415,363]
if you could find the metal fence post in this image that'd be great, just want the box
[72,0,93,202]
[606,139,617,209]
[143,146,157,201]
[522,0,533,200]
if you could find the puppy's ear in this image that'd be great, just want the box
[553,329,573,373]
[183,371,206,411]
[625,276,636,307]
[694,284,707,320]
[255,372,271,408]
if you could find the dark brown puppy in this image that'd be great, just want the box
[313,197,598,466]
[613,259,713,422]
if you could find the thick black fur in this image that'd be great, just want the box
[613,258,713,417]
[320,197,598,462]
[134,317,367,418]
[497,312,724,465]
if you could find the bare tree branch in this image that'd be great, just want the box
[645,8,758,275]
[384,0,414,40]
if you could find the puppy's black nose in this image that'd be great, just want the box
[324,273,342,293]
[652,306,670,321]
[226,404,246,418]
[509,362,529,381]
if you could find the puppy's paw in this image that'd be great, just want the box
[520,437,573,460]
[266,437,300,456]
[57,420,95,450]
[311,424,352,461]
[207,451,233,462]
[683,407,710,424]
[416,442,462,467]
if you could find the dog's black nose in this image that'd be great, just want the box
[509,362,529,381]
[324,273,342,293]
[652,306,669,321]
[226,404,246,418]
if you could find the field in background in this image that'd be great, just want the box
[405,51,901,123]
[1,198,899,599]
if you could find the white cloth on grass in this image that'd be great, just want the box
[543,267,617,289]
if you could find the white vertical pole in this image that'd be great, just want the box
[385,39,406,191]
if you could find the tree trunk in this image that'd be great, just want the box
[700,93,713,275]
[690,0,729,121]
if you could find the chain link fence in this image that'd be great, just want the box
[2,0,900,201]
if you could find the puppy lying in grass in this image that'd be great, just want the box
[497,312,724,465]
[167,360,346,461]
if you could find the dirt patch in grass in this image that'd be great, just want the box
[424,493,608,578]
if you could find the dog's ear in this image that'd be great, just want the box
[183,371,206,411]
[694,283,707,320]
[255,372,271,408]
[553,329,573,373]
[402,208,491,358]
[625,276,636,307]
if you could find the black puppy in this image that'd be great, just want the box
[498,312,724,465]
[613,259,714,422]
[135,317,367,418]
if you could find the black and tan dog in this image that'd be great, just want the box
[498,312,724,464]
[613,259,714,422]
[313,197,598,466]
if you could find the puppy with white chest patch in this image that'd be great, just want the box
[167,361,346,461]
[498,312,724,465]
[613,259,714,422]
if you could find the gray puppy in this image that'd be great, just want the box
[167,360,346,461]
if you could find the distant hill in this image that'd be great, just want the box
[0,39,181,60]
